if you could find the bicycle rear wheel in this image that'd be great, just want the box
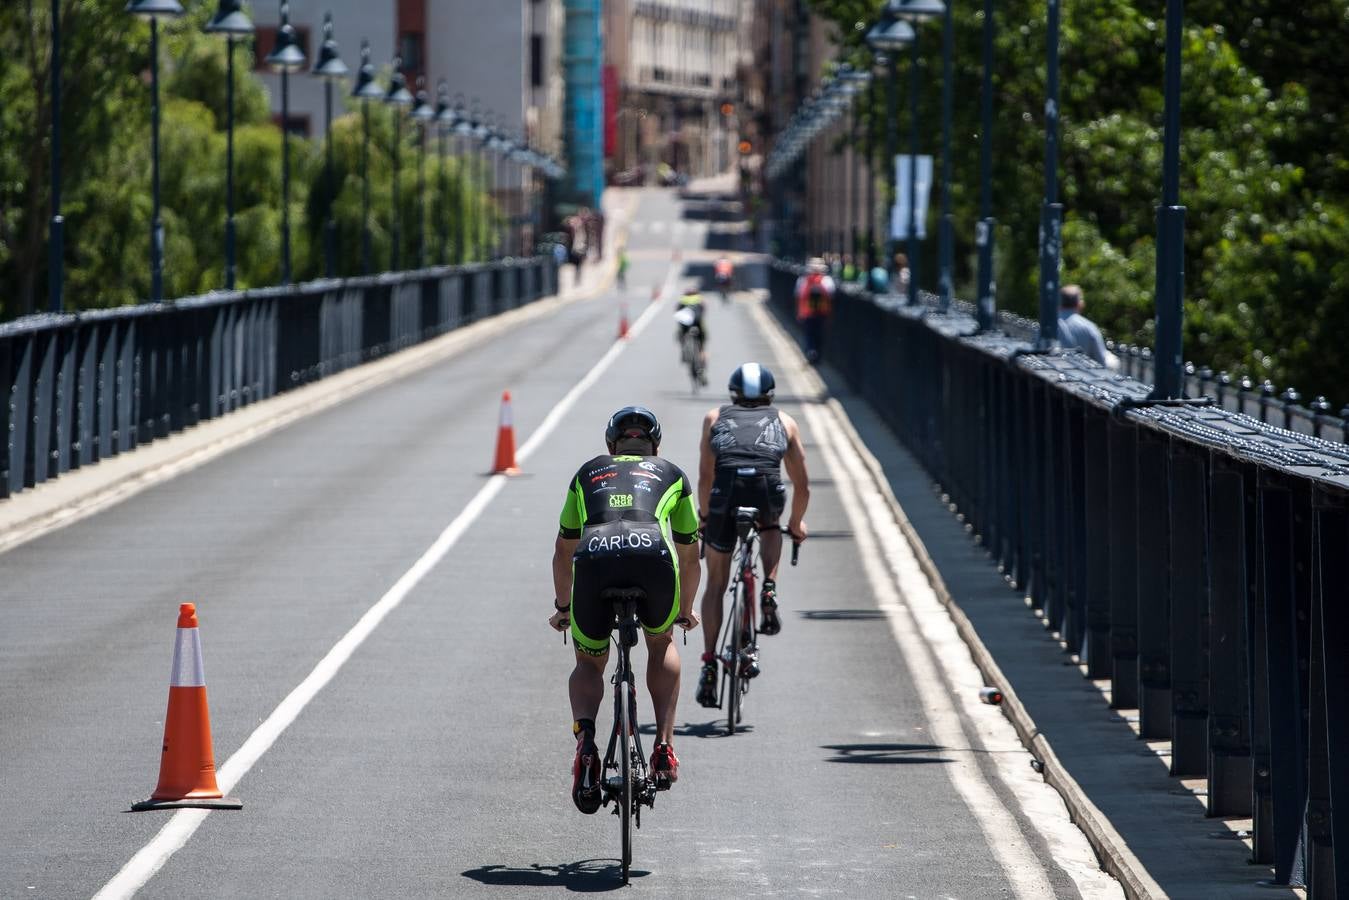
[725,585,743,735]
[618,676,633,883]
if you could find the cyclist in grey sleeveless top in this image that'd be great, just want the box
[694,363,810,707]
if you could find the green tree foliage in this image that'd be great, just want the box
[0,2,502,318]
[806,0,1349,404]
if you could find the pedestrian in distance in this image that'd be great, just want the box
[1057,284,1118,369]
[793,258,836,364]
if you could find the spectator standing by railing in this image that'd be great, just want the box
[794,257,836,363]
[1057,284,1116,368]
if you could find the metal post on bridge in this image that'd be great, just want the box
[1151,0,1187,400]
[205,0,254,291]
[896,0,944,307]
[1037,0,1063,349]
[48,0,64,314]
[975,0,997,332]
[311,12,349,280]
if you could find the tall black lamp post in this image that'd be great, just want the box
[1037,0,1064,348]
[127,0,184,304]
[351,41,382,274]
[975,0,997,331]
[311,12,348,279]
[896,0,944,307]
[49,0,64,313]
[205,0,254,291]
[1151,0,1186,399]
[434,81,455,265]
[937,0,954,311]
[452,101,475,263]
[410,81,434,269]
[384,59,413,272]
[265,1,306,285]
[865,7,913,284]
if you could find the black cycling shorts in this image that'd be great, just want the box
[570,522,679,656]
[704,469,787,553]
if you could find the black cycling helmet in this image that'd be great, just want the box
[728,363,776,404]
[605,405,662,451]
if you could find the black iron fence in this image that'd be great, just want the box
[771,261,1348,897]
[1,257,557,502]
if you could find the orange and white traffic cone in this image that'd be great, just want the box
[618,300,630,340]
[132,604,241,811]
[491,390,522,475]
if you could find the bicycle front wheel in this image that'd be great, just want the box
[618,677,633,883]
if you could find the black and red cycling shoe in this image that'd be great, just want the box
[572,737,602,814]
[651,742,679,790]
[759,582,781,636]
[695,653,719,708]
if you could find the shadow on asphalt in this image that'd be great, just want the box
[640,719,752,739]
[798,609,887,621]
[461,860,648,891]
[821,743,954,765]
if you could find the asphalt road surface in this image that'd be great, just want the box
[0,188,1120,899]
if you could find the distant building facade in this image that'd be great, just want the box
[602,0,749,180]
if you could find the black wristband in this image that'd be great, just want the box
[554,601,570,611]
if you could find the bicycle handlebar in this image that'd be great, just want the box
[781,525,802,566]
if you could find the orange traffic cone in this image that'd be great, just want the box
[492,391,522,475]
[618,300,630,339]
[132,604,241,811]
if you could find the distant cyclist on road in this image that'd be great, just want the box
[694,364,809,707]
[674,287,709,385]
[549,407,702,813]
[713,256,735,300]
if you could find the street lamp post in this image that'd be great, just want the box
[411,81,434,269]
[384,59,413,272]
[435,81,455,265]
[865,7,913,285]
[452,101,474,263]
[975,0,997,331]
[1151,0,1187,399]
[205,0,254,291]
[1037,0,1064,348]
[128,1,184,305]
[49,0,63,313]
[351,41,383,275]
[938,0,954,312]
[896,0,944,307]
[311,12,349,279]
[266,1,307,285]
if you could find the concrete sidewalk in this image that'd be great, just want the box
[812,360,1302,899]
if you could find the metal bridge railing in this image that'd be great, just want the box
[771,261,1349,896]
[0,257,558,502]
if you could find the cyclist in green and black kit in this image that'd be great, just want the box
[549,406,702,814]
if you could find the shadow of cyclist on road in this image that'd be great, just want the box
[462,859,649,891]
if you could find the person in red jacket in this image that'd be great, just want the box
[793,258,836,363]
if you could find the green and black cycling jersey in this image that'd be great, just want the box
[558,454,700,543]
[559,454,700,655]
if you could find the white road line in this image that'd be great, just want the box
[750,304,1061,899]
[93,265,680,900]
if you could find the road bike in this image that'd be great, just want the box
[713,509,799,735]
[563,588,686,884]
[679,326,705,393]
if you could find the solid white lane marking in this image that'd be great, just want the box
[751,302,1109,899]
[93,265,680,900]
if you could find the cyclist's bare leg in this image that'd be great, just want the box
[568,649,609,727]
[759,526,784,583]
[643,629,680,744]
[699,547,733,656]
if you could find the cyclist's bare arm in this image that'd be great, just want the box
[550,535,580,630]
[781,412,810,540]
[674,542,702,630]
[696,409,719,516]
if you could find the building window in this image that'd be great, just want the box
[530,34,544,88]
[399,32,424,73]
[253,25,311,72]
